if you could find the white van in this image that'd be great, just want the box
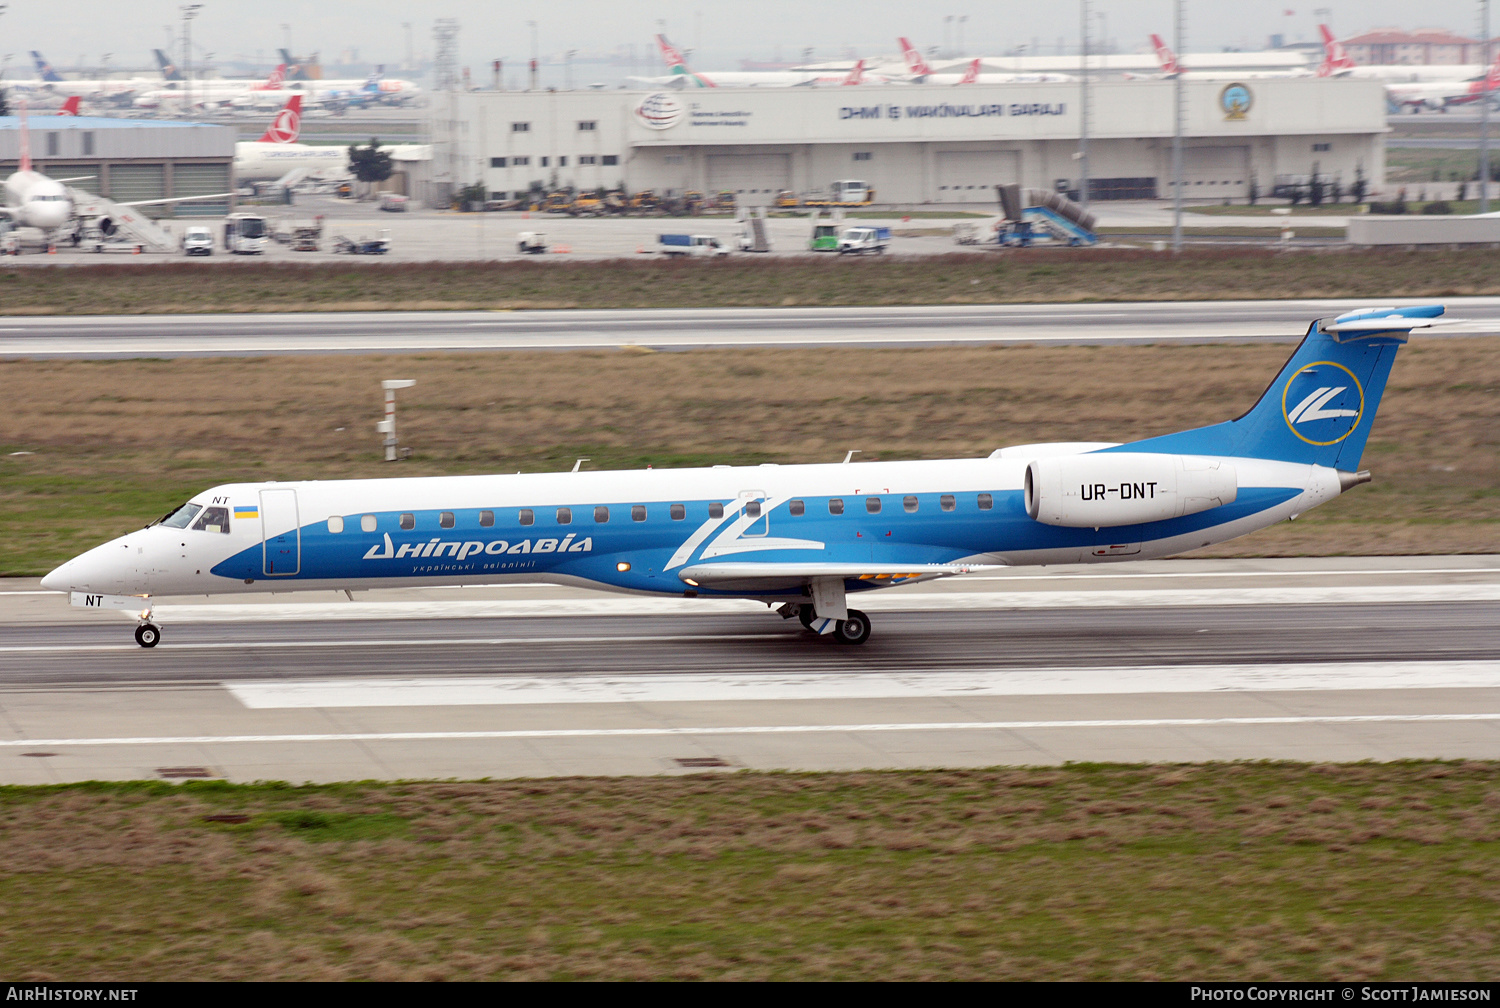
[182,226,213,256]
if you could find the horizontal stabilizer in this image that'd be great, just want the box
[1324,304,1447,333]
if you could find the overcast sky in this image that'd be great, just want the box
[4,2,1490,74]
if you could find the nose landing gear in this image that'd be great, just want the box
[134,623,161,648]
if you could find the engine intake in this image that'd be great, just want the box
[1025,453,1237,528]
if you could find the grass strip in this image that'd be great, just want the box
[3,341,1496,575]
[2,248,1500,314]
[0,762,1494,980]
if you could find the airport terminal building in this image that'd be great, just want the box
[0,117,235,216]
[420,78,1387,207]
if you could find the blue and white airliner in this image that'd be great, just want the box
[42,305,1447,648]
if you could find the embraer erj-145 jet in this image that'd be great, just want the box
[43,306,1449,648]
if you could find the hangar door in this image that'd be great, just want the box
[1172,146,1250,199]
[705,153,792,197]
[936,151,1020,202]
[172,163,232,218]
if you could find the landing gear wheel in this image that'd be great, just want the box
[134,623,160,648]
[832,609,871,646]
[798,604,816,630]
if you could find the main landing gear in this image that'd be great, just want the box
[784,602,872,646]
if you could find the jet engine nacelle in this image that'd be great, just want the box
[1024,452,1237,528]
[1424,97,1448,110]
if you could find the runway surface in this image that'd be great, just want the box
[3,297,1498,358]
[3,557,1497,783]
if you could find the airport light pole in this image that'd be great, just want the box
[1079,0,1090,213]
[1171,0,1185,252]
[180,5,201,116]
[958,15,967,59]
[528,21,538,91]
[1482,0,1492,213]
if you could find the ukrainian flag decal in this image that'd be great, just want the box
[234,505,259,520]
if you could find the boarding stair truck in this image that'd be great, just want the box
[737,206,771,252]
[837,225,890,255]
[224,212,269,254]
[994,184,1098,247]
[657,233,730,258]
[66,190,179,253]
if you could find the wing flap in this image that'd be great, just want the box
[679,561,996,591]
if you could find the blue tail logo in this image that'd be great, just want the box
[1281,362,1363,446]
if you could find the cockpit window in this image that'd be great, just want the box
[191,506,231,534]
[156,502,202,528]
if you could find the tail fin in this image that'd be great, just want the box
[957,58,981,84]
[1316,24,1357,77]
[899,37,933,77]
[18,99,31,173]
[1150,34,1181,76]
[1110,306,1445,469]
[257,94,302,143]
[656,34,688,70]
[57,96,80,116]
[257,64,286,90]
[154,49,183,80]
[31,52,62,83]
[840,59,865,85]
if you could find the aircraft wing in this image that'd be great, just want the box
[111,192,236,209]
[678,561,995,591]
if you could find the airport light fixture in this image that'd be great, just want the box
[379,380,417,462]
[180,5,202,116]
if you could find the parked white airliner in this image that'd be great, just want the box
[42,306,1449,649]
[232,94,429,182]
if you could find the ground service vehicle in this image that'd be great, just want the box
[657,233,729,257]
[517,232,547,254]
[779,180,876,209]
[379,193,409,212]
[223,213,268,254]
[838,226,890,255]
[181,226,213,255]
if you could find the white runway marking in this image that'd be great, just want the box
[2,712,1498,748]
[134,583,1500,623]
[0,633,779,655]
[226,661,1500,709]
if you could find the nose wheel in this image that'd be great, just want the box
[134,623,161,648]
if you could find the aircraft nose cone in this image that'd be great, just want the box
[39,560,73,593]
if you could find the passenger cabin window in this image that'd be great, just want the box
[978,493,993,511]
[520,508,535,526]
[158,503,202,529]
[789,499,804,516]
[479,510,495,527]
[670,504,685,521]
[594,506,610,523]
[193,506,231,534]
[709,503,724,519]
[439,512,455,529]
[866,497,881,514]
[556,507,572,525]
[940,495,956,512]
[904,496,918,513]
[400,513,415,530]
[325,515,344,534]
[361,514,377,532]
[632,505,647,522]
[829,498,844,516]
